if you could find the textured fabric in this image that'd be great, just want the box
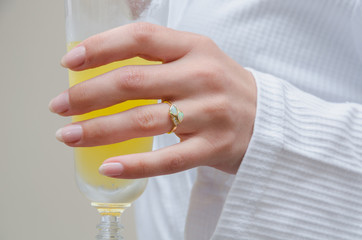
[212,70,362,240]
[134,0,362,239]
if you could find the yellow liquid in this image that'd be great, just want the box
[68,42,158,203]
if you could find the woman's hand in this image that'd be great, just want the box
[49,23,257,178]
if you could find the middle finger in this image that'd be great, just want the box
[52,61,196,116]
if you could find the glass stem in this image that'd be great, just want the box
[92,202,131,240]
[96,215,123,240]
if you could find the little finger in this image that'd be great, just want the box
[99,137,209,178]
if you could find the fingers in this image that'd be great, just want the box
[50,62,195,116]
[55,99,198,147]
[62,23,198,71]
[99,137,207,179]
[51,23,254,177]
[56,103,171,147]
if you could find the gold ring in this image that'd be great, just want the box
[163,101,184,134]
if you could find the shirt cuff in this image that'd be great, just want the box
[212,68,362,239]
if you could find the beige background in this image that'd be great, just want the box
[0,1,138,239]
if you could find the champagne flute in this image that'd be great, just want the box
[64,1,168,239]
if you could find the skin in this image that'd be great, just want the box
[50,23,257,179]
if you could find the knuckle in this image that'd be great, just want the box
[205,130,235,155]
[203,96,232,120]
[192,34,209,44]
[83,121,107,142]
[192,65,214,80]
[133,108,157,132]
[135,159,150,178]
[131,22,157,45]
[69,83,91,109]
[216,133,235,153]
[82,34,103,64]
[117,66,144,91]
[215,96,231,115]
[200,35,216,47]
[193,35,218,51]
[191,62,225,91]
[189,36,226,89]
[166,153,186,173]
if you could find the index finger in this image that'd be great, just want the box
[61,22,197,70]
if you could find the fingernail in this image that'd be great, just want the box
[56,125,83,143]
[61,45,86,68]
[99,162,124,177]
[49,92,69,114]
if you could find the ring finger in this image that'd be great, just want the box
[55,100,195,147]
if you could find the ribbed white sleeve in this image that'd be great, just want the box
[135,1,362,239]
[212,69,362,239]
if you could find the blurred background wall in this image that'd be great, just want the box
[0,1,138,239]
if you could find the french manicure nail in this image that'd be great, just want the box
[61,45,86,68]
[99,162,124,177]
[56,125,83,143]
[49,92,69,114]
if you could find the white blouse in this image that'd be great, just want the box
[135,0,362,239]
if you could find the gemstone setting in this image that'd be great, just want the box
[178,111,184,122]
[170,105,178,116]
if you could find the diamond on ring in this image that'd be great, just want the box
[163,101,183,134]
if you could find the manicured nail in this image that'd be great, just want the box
[49,92,69,114]
[99,162,124,177]
[61,45,86,68]
[56,125,83,143]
